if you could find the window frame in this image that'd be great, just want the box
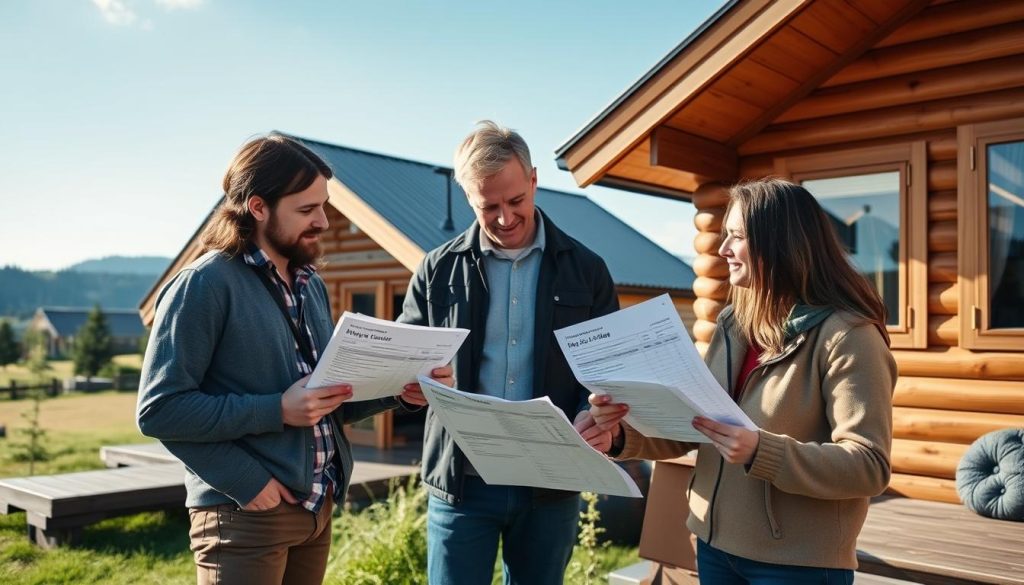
[958,117,1024,351]
[774,142,928,349]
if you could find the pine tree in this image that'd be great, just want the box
[11,340,52,473]
[0,320,19,370]
[72,304,113,383]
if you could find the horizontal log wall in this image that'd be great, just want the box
[732,0,1024,504]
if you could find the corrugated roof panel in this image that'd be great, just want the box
[299,138,694,292]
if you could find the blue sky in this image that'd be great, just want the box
[0,0,722,271]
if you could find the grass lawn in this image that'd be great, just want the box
[0,391,640,584]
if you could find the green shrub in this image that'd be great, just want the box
[325,478,428,585]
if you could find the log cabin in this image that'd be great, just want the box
[139,138,696,449]
[557,0,1024,506]
[558,0,1024,582]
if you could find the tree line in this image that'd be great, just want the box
[0,266,157,317]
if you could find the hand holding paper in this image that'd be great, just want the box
[306,312,468,402]
[554,294,755,443]
[417,376,641,498]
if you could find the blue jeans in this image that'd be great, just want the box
[426,475,580,585]
[696,538,853,585]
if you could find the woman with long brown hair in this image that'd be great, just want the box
[588,178,896,584]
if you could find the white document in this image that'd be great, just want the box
[554,294,755,443]
[417,376,642,498]
[306,312,468,402]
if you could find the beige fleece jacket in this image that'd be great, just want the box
[618,307,896,569]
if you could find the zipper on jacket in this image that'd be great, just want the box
[705,327,734,545]
[763,481,782,539]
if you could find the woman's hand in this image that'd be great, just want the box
[692,416,760,465]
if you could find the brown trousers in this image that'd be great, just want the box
[188,494,334,585]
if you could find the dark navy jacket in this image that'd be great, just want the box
[398,210,619,504]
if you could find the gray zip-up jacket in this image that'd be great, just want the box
[137,251,398,508]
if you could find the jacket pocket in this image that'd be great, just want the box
[552,289,592,329]
[426,284,465,326]
[763,481,782,539]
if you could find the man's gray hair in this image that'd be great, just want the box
[453,120,533,190]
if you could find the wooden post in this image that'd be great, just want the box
[690,182,731,356]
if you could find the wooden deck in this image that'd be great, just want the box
[1,442,420,547]
[0,463,185,548]
[100,442,419,496]
[857,496,1024,585]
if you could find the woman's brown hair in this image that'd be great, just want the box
[200,133,333,257]
[726,178,889,359]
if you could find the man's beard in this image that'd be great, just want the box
[266,214,324,267]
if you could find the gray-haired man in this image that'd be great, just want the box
[398,120,619,585]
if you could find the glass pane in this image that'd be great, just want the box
[987,140,1024,329]
[802,172,901,326]
[351,292,376,317]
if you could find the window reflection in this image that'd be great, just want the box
[802,172,901,326]
[988,140,1024,329]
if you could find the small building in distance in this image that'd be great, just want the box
[29,307,146,358]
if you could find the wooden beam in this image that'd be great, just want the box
[927,219,956,253]
[893,406,1024,444]
[732,0,930,145]
[927,283,957,315]
[693,298,726,322]
[559,0,800,187]
[927,160,957,192]
[894,347,1024,381]
[692,253,729,279]
[894,375,1024,414]
[775,56,1024,124]
[928,190,957,221]
[886,473,959,504]
[926,135,957,161]
[928,252,957,283]
[651,127,737,182]
[692,319,718,344]
[824,20,1024,87]
[742,87,1024,155]
[326,178,424,272]
[891,438,968,479]
[926,314,958,346]
[875,0,1024,48]
[692,276,730,301]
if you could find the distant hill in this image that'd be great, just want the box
[0,264,163,319]
[67,255,171,276]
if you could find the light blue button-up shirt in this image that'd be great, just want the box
[477,215,546,403]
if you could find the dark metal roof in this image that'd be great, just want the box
[38,307,146,338]
[298,137,695,292]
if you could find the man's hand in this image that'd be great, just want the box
[281,375,352,427]
[242,477,299,511]
[692,416,760,465]
[399,365,454,407]
[574,410,615,453]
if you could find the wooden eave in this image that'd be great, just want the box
[137,178,427,327]
[555,0,930,200]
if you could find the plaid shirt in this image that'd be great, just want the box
[243,245,339,513]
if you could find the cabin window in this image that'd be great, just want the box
[959,118,1024,350]
[774,143,928,349]
[802,172,902,327]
